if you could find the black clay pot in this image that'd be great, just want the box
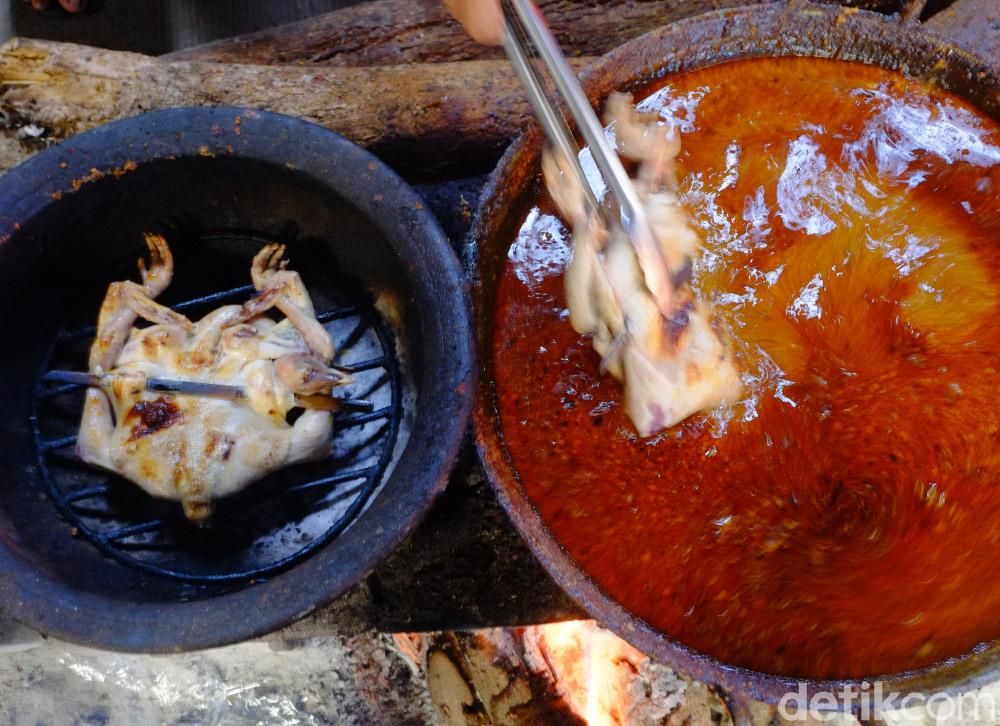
[0,107,474,651]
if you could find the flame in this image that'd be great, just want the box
[527,619,646,725]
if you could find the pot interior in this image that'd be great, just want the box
[2,154,415,600]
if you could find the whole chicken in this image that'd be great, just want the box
[76,234,348,522]
[543,93,741,436]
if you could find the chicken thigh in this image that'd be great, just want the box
[543,93,740,436]
[76,234,348,522]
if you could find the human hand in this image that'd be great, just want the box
[444,0,503,46]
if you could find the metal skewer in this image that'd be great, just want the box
[43,370,246,399]
[42,370,374,412]
[500,0,675,312]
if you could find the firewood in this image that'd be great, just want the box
[398,623,737,726]
[0,38,591,174]
[163,0,907,67]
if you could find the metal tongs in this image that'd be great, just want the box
[500,0,675,314]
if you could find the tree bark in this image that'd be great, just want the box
[163,0,908,67]
[0,38,592,174]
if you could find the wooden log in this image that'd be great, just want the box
[0,2,974,176]
[924,0,1000,61]
[163,0,908,67]
[0,38,592,174]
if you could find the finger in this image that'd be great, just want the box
[58,0,87,12]
[443,0,504,46]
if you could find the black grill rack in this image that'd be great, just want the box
[31,270,403,586]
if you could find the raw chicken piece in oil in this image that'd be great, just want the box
[543,93,740,436]
[77,235,348,522]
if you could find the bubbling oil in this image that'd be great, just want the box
[492,57,1000,678]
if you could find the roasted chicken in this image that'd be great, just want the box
[76,235,347,522]
[543,93,740,436]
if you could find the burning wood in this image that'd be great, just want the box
[395,620,732,725]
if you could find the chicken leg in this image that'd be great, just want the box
[251,244,333,361]
[79,233,185,469]
[88,233,191,373]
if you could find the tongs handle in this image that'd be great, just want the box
[500,0,643,232]
[500,0,675,314]
[500,2,596,211]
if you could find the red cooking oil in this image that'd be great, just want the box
[492,56,1000,679]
